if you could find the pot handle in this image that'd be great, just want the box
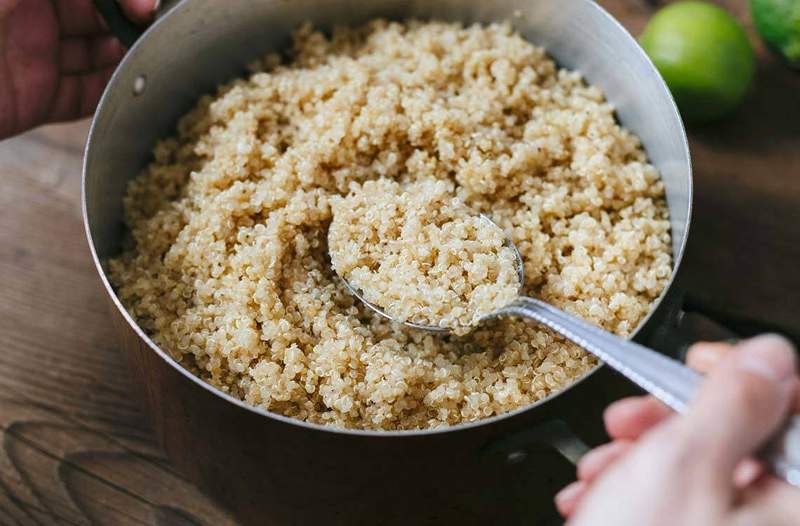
[483,419,590,466]
[93,0,144,48]
[93,0,177,48]
[657,308,739,362]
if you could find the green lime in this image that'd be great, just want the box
[750,0,800,68]
[640,1,755,124]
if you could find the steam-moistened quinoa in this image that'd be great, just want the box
[109,20,672,430]
[328,178,521,332]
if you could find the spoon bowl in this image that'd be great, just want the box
[340,214,524,334]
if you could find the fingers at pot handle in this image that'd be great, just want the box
[93,0,174,48]
[483,420,590,466]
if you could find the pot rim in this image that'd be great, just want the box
[81,0,693,438]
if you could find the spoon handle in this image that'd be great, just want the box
[493,296,800,487]
[495,296,701,412]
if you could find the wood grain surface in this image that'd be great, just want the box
[0,0,797,523]
[0,122,238,525]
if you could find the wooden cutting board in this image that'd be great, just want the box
[0,0,797,523]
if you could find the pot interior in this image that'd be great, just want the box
[83,0,691,429]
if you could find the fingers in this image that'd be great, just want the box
[567,344,732,519]
[54,0,158,37]
[54,0,108,36]
[554,480,587,518]
[48,67,115,121]
[557,441,639,517]
[117,0,159,24]
[556,440,634,517]
[554,439,634,518]
[576,440,632,483]
[604,396,672,440]
[59,35,125,74]
[52,35,121,120]
[555,335,797,520]
[676,335,797,487]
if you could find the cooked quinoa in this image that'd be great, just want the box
[108,20,673,430]
[328,177,521,332]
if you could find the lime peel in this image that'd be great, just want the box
[640,1,755,124]
[750,0,800,68]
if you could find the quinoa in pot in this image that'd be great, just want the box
[108,20,673,430]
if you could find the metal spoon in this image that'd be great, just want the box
[336,215,800,486]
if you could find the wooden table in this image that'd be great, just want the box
[0,1,797,523]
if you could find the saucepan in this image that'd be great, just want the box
[83,0,693,524]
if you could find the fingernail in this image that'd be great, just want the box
[733,458,763,488]
[687,343,728,371]
[554,481,584,511]
[555,481,581,502]
[736,334,797,383]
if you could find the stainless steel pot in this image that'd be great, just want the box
[83,1,692,524]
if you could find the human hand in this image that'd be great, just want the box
[556,334,800,526]
[0,0,158,139]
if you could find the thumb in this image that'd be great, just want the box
[677,335,797,486]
